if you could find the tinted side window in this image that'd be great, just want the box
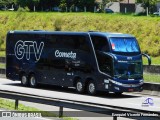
[91,36,110,52]
[46,35,90,52]
[90,35,113,76]
[76,36,91,52]
[40,35,91,70]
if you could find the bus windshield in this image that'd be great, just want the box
[114,61,142,80]
[110,37,140,53]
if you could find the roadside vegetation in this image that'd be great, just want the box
[143,73,160,83]
[0,12,160,58]
[0,63,5,69]
[0,98,40,111]
[0,98,77,120]
[143,56,160,65]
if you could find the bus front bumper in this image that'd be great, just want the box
[105,79,143,92]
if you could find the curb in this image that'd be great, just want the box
[143,82,160,96]
[143,65,160,74]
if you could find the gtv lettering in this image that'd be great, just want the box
[14,40,44,61]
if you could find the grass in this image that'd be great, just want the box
[0,63,5,69]
[143,73,160,83]
[0,11,160,57]
[0,98,77,120]
[0,98,40,111]
[143,56,160,65]
[0,51,5,57]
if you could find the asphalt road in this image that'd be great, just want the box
[0,78,159,120]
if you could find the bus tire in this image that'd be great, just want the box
[115,92,123,96]
[76,80,84,94]
[87,81,96,95]
[21,74,28,86]
[29,74,37,88]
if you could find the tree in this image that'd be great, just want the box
[0,0,15,9]
[59,0,67,11]
[101,0,110,11]
[16,0,40,11]
[78,0,96,12]
[38,0,60,11]
[16,0,26,7]
[137,0,160,13]
[99,0,123,12]
[59,0,96,12]
[33,0,40,11]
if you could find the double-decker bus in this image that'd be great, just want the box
[6,31,151,95]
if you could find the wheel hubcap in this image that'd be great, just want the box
[89,83,95,93]
[22,76,27,84]
[30,77,35,86]
[77,82,83,92]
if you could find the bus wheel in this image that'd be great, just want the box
[87,81,96,95]
[29,74,37,88]
[21,74,28,86]
[115,92,123,96]
[76,80,84,94]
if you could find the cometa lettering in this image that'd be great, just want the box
[55,50,76,59]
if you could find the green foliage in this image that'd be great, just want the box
[17,6,30,12]
[0,98,40,111]
[54,17,63,31]
[137,0,160,6]
[5,0,96,12]
[143,56,160,65]
[0,98,78,120]
[0,12,160,59]
[59,0,67,12]
[0,51,5,57]
[0,0,14,6]
[137,0,160,13]
[16,0,39,11]
[0,63,5,69]
[143,73,160,83]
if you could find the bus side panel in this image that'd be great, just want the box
[6,33,21,80]
[34,34,99,87]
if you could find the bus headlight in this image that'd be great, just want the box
[105,84,108,89]
[104,79,109,83]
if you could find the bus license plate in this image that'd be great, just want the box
[128,88,133,92]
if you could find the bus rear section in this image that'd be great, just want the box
[6,31,45,81]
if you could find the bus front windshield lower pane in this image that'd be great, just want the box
[114,61,142,80]
[110,38,140,53]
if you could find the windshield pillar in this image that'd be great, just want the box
[90,35,114,76]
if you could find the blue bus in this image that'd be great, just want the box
[6,31,151,95]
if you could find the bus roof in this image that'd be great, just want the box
[88,31,134,38]
[8,30,134,38]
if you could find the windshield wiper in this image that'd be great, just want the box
[115,73,142,79]
[115,73,127,78]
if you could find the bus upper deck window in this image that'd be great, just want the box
[91,36,109,52]
[110,37,140,53]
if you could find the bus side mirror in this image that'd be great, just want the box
[142,53,151,65]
